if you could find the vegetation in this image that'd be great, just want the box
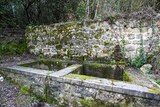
[80,98,96,107]
[1,1,160,107]
[20,85,30,95]
[0,0,159,27]
[130,52,146,68]
[0,39,28,55]
[129,22,146,68]
[156,79,160,85]
[123,72,132,82]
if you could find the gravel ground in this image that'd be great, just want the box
[0,78,39,107]
[0,54,36,67]
[126,67,160,89]
[0,54,58,107]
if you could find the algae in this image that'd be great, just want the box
[149,87,160,95]
[123,72,132,82]
[65,74,95,80]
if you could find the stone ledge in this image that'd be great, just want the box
[53,77,160,101]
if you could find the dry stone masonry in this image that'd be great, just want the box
[26,19,160,60]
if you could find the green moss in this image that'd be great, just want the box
[149,87,160,95]
[64,22,77,28]
[47,70,54,74]
[104,41,110,46]
[95,28,104,39]
[80,98,131,107]
[20,85,30,94]
[65,74,95,80]
[94,45,99,48]
[80,98,96,107]
[47,41,54,45]
[123,72,132,82]
[87,63,109,68]
[110,61,126,65]
[79,55,87,62]
[56,44,62,50]
[25,26,33,33]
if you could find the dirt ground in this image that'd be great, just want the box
[0,54,57,107]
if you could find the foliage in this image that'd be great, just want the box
[0,0,17,27]
[130,56,146,68]
[129,22,146,68]
[147,24,160,71]
[0,39,28,55]
[0,0,81,27]
[20,85,30,95]
[130,41,146,68]
[156,79,160,85]
[80,98,96,107]
[76,1,86,20]
[0,0,159,27]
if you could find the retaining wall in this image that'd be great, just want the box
[26,19,160,60]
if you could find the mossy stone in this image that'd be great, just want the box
[65,74,95,80]
[56,44,63,50]
[149,87,160,95]
[123,72,132,82]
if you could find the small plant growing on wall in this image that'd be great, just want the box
[130,21,146,68]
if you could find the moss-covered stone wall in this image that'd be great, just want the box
[26,20,160,60]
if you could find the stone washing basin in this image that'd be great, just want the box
[0,59,160,106]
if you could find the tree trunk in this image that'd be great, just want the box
[86,0,90,19]
[94,0,99,19]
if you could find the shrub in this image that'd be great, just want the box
[130,55,146,68]
[0,39,28,55]
[156,79,160,85]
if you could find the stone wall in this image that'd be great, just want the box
[26,19,160,60]
[0,65,160,107]
[49,77,160,107]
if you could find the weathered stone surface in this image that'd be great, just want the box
[1,63,160,107]
[0,76,4,82]
[25,20,160,59]
[140,64,152,74]
[126,45,136,51]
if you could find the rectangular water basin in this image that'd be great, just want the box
[20,60,73,72]
[20,60,130,81]
[67,63,130,81]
